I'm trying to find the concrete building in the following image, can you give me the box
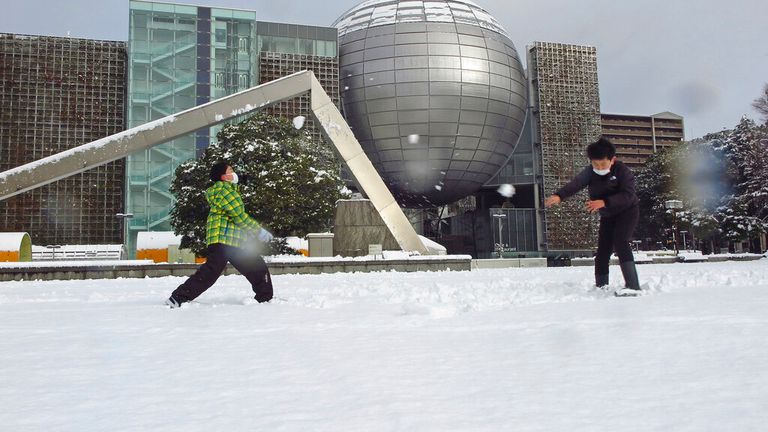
[125,0,339,254]
[601,112,685,169]
[0,33,127,246]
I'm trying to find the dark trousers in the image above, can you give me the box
[595,205,640,277]
[171,243,273,303]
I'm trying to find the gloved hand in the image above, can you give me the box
[256,228,273,242]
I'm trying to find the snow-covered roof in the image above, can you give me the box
[0,232,30,251]
[31,244,123,252]
[136,232,182,249]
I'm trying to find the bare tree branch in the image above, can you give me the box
[753,83,768,123]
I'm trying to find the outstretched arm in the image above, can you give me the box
[554,166,592,201]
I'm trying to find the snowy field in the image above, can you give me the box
[1,260,767,431]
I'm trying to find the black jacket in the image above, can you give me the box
[554,161,639,218]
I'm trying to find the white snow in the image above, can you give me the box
[136,231,181,250]
[0,232,28,251]
[678,251,707,261]
[407,134,420,144]
[0,259,153,269]
[497,183,516,198]
[292,115,306,129]
[1,260,766,431]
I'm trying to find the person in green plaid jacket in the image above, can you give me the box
[166,162,273,308]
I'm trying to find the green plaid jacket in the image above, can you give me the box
[205,181,262,248]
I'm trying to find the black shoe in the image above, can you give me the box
[595,273,609,289]
[254,295,272,303]
[619,261,641,290]
[165,297,181,308]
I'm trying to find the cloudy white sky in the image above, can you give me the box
[3,0,766,138]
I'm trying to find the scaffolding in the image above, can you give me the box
[529,42,602,251]
[0,33,127,245]
[258,51,340,164]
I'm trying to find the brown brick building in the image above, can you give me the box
[600,111,685,169]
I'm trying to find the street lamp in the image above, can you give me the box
[116,213,134,247]
[680,230,688,251]
[664,200,683,255]
[492,211,507,258]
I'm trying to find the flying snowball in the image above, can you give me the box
[407,134,420,144]
[497,184,515,198]
[292,116,306,130]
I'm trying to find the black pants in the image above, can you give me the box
[595,205,639,277]
[171,243,273,303]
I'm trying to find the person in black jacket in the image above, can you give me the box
[544,137,641,296]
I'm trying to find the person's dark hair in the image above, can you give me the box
[209,161,229,183]
[586,137,616,160]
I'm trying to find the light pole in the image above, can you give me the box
[116,213,134,250]
[664,200,683,255]
[680,230,688,251]
[492,211,507,258]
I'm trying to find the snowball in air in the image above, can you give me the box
[292,116,306,129]
[497,184,516,198]
[407,134,420,144]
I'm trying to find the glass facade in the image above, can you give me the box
[126,1,338,255]
[126,1,257,254]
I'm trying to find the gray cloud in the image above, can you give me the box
[2,0,767,138]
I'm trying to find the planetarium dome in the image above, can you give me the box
[332,0,528,207]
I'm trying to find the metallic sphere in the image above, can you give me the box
[333,0,528,207]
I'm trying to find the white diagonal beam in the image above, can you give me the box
[0,70,430,254]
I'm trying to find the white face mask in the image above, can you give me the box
[229,172,239,184]
[593,168,611,176]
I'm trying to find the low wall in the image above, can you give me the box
[0,257,472,282]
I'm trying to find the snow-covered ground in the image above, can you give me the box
[1,260,766,431]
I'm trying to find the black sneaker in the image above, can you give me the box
[165,297,181,308]
[254,295,273,303]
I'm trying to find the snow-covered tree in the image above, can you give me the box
[636,142,724,250]
[713,117,768,243]
[170,112,350,256]
[637,116,768,251]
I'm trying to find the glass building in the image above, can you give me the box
[126,0,338,254]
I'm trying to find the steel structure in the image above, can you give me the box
[333,0,528,207]
[529,42,602,251]
[0,33,126,245]
[0,70,430,255]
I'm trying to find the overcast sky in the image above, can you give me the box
[3,0,767,138]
